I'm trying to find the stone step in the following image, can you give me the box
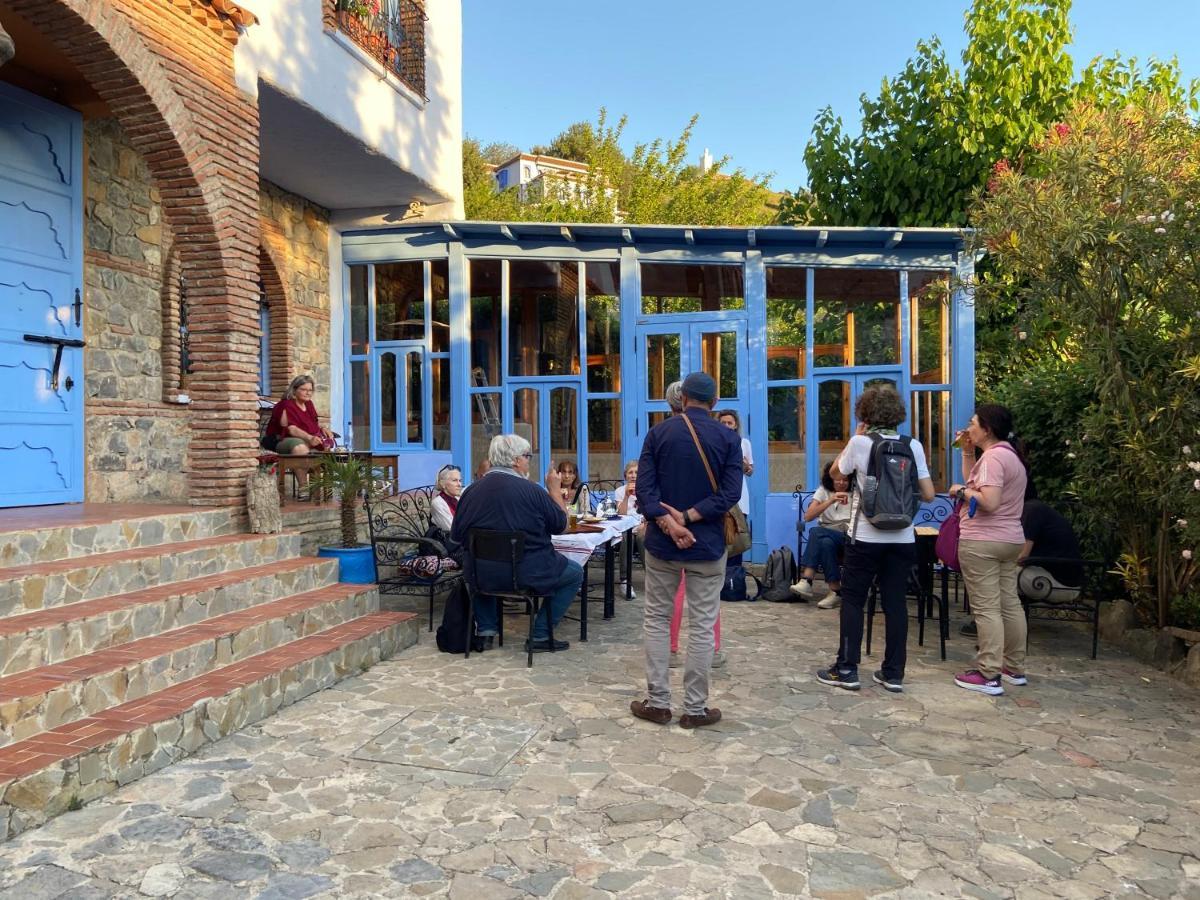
[0,582,380,748]
[0,611,416,842]
[0,556,340,676]
[0,507,238,569]
[0,532,303,618]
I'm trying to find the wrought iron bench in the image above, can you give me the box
[364,485,463,631]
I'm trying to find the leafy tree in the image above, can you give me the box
[463,110,778,226]
[789,0,1198,228]
[971,97,1200,627]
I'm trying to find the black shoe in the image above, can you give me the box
[815,664,861,691]
[872,670,904,693]
[525,638,569,652]
[960,620,977,637]
[481,635,495,650]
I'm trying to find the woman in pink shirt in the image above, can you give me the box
[948,404,1031,696]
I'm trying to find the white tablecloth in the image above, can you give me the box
[552,514,642,566]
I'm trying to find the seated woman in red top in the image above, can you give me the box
[263,375,336,455]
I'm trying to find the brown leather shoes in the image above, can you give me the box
[630,699,672,724]
[679,708,722,729]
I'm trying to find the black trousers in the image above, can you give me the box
[835,539,915,680]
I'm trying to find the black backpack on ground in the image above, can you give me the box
[760,546,796,602]
[721,564,760,602]
[858,433,921,531]
[436,582,486,654]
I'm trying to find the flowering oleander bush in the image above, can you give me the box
[972,96,1200,627]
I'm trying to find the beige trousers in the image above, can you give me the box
[959,539,1026,678]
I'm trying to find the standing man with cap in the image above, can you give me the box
[631,372,743,728]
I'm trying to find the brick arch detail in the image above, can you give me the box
[7,0,263,507]
[258,240,293,397]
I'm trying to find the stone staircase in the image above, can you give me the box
[0,507,417,842]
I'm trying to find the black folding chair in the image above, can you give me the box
[464,529,557,668]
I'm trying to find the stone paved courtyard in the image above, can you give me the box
[1,580,1198,899]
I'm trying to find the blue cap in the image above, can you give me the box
[681,371,717,404]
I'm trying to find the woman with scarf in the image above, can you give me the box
[263,375,336,455]
[430,464,464,539]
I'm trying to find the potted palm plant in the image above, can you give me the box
[307,453,381,583]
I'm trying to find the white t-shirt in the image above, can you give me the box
[613,484,638,516]
[837,433,930,544]
[738,437,753,515]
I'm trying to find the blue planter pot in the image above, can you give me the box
[318,544,375,584]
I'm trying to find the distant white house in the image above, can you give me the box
[489,152,594,203]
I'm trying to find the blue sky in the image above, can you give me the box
[461,0,1200,192]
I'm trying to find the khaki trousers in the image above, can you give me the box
[959,539,1026,678]
[643,550,725,715]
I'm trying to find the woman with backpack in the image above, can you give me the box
[948,404,1032,696]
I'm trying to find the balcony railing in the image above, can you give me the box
[331,0,427,100]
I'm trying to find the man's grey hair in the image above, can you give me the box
[665,380,684,412]
[488,433,531,469]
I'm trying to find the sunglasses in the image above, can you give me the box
[438,465,461,474]
[521,452,534,459]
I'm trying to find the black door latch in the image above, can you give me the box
[23,334,85,391]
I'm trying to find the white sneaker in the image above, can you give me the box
[817,592,842,610]
[789,579,815,599]
[669,651,681,668]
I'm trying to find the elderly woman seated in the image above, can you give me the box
[263,375,336,455]
[450,434,584,654]
[429,464,463,542]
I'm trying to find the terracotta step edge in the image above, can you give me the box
[0,612,414,780]
[0,583,385,700]
[0,556,337,637]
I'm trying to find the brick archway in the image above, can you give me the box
[5,0,262,507]
[258,241,293,397]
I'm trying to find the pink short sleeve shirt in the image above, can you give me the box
[960,442,1027,544]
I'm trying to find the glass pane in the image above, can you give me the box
[380,352,397,444]
[648,411,672,430]
[640,263,744,314]
[817,379,851,475]
[432,357,450,451]
[431,259,450,352]
[350,265,369,355]
[587,398,621,482]
[911,390,950,491]
[469,259,503,387]
[550,387,578,475]
[767,386,805,493]
[645,333,681,400]
[375,262,425,342]
[586,261,621,392]
[406,351,423,443]
[910,271,951,384]
[471,392,501,478]
[700,330,738,400]
[351,359,370,450]
[513,387,540,460]
[813,269,901,366]
[766,267,806,380]
[509,260,580,377]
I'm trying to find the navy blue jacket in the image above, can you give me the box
[451,469,568,593]
[636,408,743,561]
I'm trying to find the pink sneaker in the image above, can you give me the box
[954,670,1004,695]
[1001,668,1028,686]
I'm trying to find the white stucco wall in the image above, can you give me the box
[234,0,463,215]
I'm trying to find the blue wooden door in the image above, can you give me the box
[508,380,582,479]
[0,83,84,507]
[633,320,748,444]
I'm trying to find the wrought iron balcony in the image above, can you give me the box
[331,0,427,100]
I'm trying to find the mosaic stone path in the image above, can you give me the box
[0,579,1197,899]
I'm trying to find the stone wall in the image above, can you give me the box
[83,117,189,503]
[260,182,332,425]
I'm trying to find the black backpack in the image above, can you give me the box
[858,433,921,531]
[759,546,796,602]
[721,564,762,602]
[436,582,486,654]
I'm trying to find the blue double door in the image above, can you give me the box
[0,83,85,507]
[634,319,747,440]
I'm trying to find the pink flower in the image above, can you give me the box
[1054,123,1071,138]
[1184,549,1194,561]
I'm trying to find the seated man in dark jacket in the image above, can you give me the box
[1019,499,1084,601]
[451,434,583,652]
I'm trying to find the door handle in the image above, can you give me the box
[23,334,86,391]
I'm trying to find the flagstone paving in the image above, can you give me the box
[0,584,1198,899]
